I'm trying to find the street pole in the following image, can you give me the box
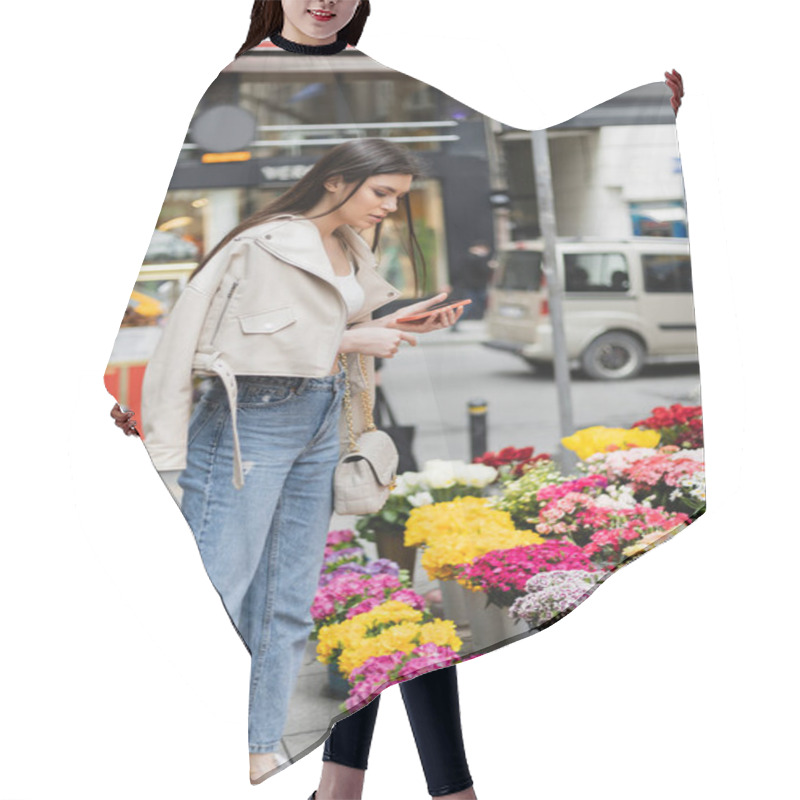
[529,129,577,472]
[468,399,488,461]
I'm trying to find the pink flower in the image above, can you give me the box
[389,589,427,610]
[461,541,597,598]
[327,529,356,546]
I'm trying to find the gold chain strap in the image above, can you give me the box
[339,352,377,453]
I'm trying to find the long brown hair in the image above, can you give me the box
[236,0,371,58]
[193,138,427,293]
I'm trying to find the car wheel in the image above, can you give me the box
[581,332,645,380]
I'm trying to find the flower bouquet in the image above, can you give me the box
[581,447,705,515]
[509,570,605,630]
[342,642,462,712]
[355,460,499,578]
[488,458,563,529]
[561,425,661,460]
[632,404,704,449]
[318,529,369,576]
[458,539,597,607]
[581,504,692,568]
[310,570,427,637]
[316,600,462,679]
[403,496,543,581]
[473,446,552,484]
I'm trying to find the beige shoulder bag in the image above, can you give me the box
[333,353,399,516]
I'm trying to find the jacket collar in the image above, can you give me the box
[249,215,401,316]
[248,215,376,279]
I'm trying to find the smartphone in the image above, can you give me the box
[396,298,471,324]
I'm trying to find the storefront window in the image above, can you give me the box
[146,188,247,264]
[179,72,462,161]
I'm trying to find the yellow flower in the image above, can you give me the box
[337,622,422,675]
[405,497,543,581]
[315,597,465,676]
[405,497,505,546]
[336,620,463,676]
[315,601,425,665]
[561,426,661,460]
[416,619,462,650]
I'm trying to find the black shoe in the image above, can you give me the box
[308,793,317,800]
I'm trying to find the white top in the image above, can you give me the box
[333,262,366,320]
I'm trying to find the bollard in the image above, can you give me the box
[468,399,488,461]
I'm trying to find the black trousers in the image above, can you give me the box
[322,665,473,797]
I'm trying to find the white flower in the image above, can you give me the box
[593,483,640,509]
[407,491,435,508]
[391,471,427,496]
[454,462,498,488]
[390,474,408,496]
[670,469,706,501]
[421,460,459,489]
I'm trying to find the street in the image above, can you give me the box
[378,321,702,467]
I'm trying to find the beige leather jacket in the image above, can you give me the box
[141,215,401,486]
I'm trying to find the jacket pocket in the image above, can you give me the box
[239,306,297,335]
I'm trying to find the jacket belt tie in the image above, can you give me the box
[193,352,245,490]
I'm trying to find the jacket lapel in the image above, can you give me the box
[253,217,401,318]
[252,216,337,284]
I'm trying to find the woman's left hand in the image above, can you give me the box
[110,402,140,436]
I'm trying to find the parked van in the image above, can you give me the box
[484,237,697,379]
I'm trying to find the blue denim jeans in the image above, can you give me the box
[178,370,346,752]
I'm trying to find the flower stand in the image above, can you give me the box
[374,525,417,582]
[438,579,471,633]
[460,586,522,652]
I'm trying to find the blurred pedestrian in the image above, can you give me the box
[450,240,493,331]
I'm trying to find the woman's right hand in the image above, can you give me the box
[340,326,417,359]
[665,69,684,115]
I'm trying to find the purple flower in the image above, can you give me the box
[365,558,401,577]
[317,563,369,587]
[509,570,605,629]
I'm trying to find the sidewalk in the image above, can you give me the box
[415,319,488,346]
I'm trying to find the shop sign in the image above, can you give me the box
[261,164,313,182]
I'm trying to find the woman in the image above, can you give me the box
[132,134,462,785]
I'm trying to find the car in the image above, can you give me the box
[484,237,697,379]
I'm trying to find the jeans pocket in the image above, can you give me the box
[186,399,220,448]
